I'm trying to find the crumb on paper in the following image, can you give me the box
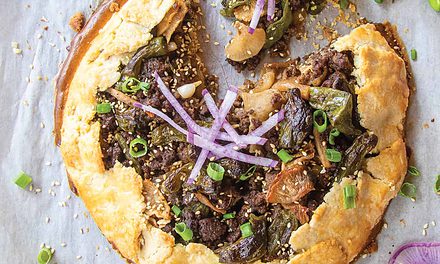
[423,123,429,129]
[109,2,120,12]
[69,12,85,33]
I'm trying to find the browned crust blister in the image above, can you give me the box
[55,0,409,261]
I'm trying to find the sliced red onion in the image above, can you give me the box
[267,0,275,21]
[248,0,266,34]
[154,72,234,143]
[192,135,278,168]
[132,102,188,135]
[187,87,238,184]
[389,242,440,264]
[214,110,285,160]
[202,89,266,147]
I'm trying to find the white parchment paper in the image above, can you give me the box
[0,0,439,263]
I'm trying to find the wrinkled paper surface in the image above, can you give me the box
[0,0,439,263]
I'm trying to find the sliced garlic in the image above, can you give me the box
[177,81,202,99]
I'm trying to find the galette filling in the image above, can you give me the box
[95,2,381,263]
[222,0,326,72]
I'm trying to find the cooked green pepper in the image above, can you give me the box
[115,108,137,132]
[115,133,143,175]
[217,214,267,263]
[220,0,251,17]
[335,133,378,182]
[309,87,361,136]
[122,37,168,77]
[162,163,193,194]
[264,0,293,49]
[266,208,299,261]
[279,89,313,149]
[151,124,186,146]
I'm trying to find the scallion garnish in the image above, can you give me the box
[37,247,52,264]
[223,213,236,220]
[96,103,112,114]
[408,166,420,177]
[239,165,256,181]
[435,175,440,194]
[429,0,440,11]
[325,149,342,162]
[313,110,328,133]
[207,162,225,181]
[339,0,349,9]
[129,138,148,158]
[277,149,293,163]
[121,77,149,93]
[410,49,417,61]
[14,171,32,189]
[172,205,181,217]
[399,182,417,200]
[374,0,384,3]
[343,185,356,209]
[328,128,340,145]
[174,222,193,241]
[240,222,253,238]
[139,81,151,91]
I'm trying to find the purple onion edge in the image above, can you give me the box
[388,242,440,264]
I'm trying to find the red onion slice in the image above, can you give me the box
[267,0,275,21]
[203,90,266,147]
[249,0,266,34]
[187,87,238,184]
[389,242,440,264]
[213,110,285,160]
[192,135,278,168]
[154,72,235,143]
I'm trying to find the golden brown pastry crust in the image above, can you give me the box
[289,24,409,263]
[56,2,409,261]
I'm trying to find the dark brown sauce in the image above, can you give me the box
[53,0,129,146]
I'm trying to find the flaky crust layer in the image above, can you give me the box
[56,1,409,261]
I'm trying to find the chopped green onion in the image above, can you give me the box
[174,222,193,241]
[328,128,340,145]
[14,171,32,189]
[207,162,225,181]
[410,49,417,61]
[129,138,148,158]
[139,82,151,91]
[277,149,293,163]
[239,165,256,181]
[343,185,356,209]
[339,0,349,9]
[37,247,52,264]
[325,149,342,162]
[429,0,440,11]
[399,182,416,199]
[240,222,253,238]
[172,205,181,217]
[313,110,328,133]
[223,213,236,220]
[121,77,142,93]
[374,0,384,3]
[435,175,440,194]
[408,166,420,177]
[96,103,112,114]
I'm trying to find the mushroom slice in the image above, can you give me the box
[157,0,188,42]
[267,165,314,204]
[225,21,266,62]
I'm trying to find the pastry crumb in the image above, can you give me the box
[69,12,85,32]
[109,2,120,12]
